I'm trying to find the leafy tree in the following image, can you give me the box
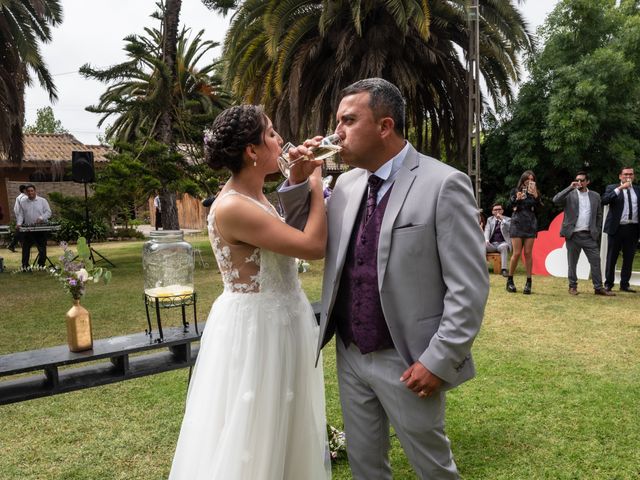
[47,192,110,243]
[0,0,62,163]
[221,0,533,167]
[24,106,68,134]
[482,0,640,227]
[92,144,162,229]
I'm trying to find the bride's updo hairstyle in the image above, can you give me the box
[204,105,267,173]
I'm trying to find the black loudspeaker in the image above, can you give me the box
[72,151,95,183]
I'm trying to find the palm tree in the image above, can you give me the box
[81,5,232,229]
[0,0,62,163]
[222,0,533,167]
[81,26,231,145]
[157,0,182,147]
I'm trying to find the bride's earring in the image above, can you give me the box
[253,158,257,167]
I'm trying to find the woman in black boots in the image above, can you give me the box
[506,170,541,294]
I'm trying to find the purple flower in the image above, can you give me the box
[68,278,77,287]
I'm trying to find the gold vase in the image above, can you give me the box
[66,299,93,352]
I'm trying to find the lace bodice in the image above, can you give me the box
[207,191,301,294]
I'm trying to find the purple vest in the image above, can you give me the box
[333,186,394,354]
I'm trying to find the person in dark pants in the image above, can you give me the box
[601,166,639,292]
[553,171,614,296]
[15,185,51,270]
[7,184,27,252]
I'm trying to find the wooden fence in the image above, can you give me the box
[148,193,208,230]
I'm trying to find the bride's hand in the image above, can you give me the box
[308,165,324,190]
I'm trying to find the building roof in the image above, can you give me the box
[4,133,112,163]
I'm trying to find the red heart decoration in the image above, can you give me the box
[532,212,565,276]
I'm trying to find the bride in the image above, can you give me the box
[169,105,331,479]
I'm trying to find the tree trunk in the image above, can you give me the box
[158,0,182,229]
[158,0,181,146]
[160,188,179,230]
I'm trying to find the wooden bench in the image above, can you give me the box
[0,303,322,405]
[0,326,202,405]
[486,253,502,274]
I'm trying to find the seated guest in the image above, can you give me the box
[484,202,511,276]
[15,184,51,270]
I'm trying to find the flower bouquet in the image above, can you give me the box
[51,237,111,299]
[50,237,111,352]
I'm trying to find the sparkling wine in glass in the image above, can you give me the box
[278,134,343,177]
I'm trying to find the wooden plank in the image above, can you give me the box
[0,302,321,405]
[0,325,202,376]
[0,344,200,405]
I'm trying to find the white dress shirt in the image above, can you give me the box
[573,189,591,232]
[16,196,52,226]
[614,185,638,224]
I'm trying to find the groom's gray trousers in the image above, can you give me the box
[336,337,459,480]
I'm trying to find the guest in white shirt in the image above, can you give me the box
[552,171,613,296]
[7,185,27,252]
[153,192,162,230]
[16,184,52,270]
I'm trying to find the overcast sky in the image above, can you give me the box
[25,0,560,145]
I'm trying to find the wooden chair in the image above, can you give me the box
[486,253,502,274]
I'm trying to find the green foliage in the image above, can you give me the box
[92,144,159,228]
[80,5,232,147]
[110,227,146,240]
[482,0,640,225]
[23,106,68,134]
[0,0,62,162]
[223,0,533,166]
[47,192,109,242]
[55,217,109,243]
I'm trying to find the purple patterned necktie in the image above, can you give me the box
[366,175,384,222]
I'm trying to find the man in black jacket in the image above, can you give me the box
[601,166,639,292]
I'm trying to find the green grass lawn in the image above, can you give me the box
[1,238,639,479]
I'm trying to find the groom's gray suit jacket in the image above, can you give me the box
[279,144,489,389]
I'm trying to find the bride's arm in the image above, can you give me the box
[216,172,327,260]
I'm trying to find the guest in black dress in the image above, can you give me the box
[506,170,541,294]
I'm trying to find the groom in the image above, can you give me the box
[279,78,489,479]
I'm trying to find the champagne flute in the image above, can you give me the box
[278,134,343,178]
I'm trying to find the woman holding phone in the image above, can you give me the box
[506,170,541,294]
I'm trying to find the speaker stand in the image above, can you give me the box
[80,182,115,268]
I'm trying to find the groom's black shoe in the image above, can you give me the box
[620,286,636,293]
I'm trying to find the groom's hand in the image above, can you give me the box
[400,361,443,398]
[288,136,323,185]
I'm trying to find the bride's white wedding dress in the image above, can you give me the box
[169,191,331,480]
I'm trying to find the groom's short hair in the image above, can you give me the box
[339,78,406,134]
